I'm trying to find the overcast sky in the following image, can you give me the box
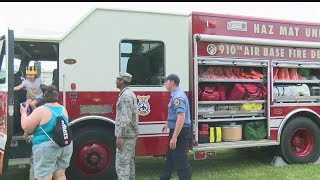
[2,2,320,37]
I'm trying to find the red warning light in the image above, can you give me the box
[71,82,76,91]
[207,21,216,28]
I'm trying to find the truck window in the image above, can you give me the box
[14,59,21,74]
[0,45,21,84]
[120,40,165,86]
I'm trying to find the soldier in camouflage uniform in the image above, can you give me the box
[115,72,139,180]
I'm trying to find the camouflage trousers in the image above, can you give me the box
[116,137,137,180]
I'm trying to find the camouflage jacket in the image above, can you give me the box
[115,87,139,138]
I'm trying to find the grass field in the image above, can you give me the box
[136,147,320,180]
[2,146,320,180]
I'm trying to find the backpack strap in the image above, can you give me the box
[43,104,63,117]
[39,105,64,147]
[42,105,68,123]
[39,125,58,147]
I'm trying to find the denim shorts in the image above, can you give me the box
[32,141,73,179]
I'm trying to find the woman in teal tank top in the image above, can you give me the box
[20,85,73,180]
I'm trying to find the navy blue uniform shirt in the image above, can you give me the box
[167,87,191,129]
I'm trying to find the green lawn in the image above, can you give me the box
[2,147,320,180]
[136,147,320,180]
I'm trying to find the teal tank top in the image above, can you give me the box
[32,105,67,145]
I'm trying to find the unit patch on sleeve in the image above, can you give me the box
[173,99,180,107]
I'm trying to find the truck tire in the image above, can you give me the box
[66,126,116,180]
[280,116,320,164]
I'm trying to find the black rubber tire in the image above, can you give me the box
[280,116,320,164]
[66,126,116,180]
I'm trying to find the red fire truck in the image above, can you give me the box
[1,7,320,179]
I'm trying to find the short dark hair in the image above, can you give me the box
[43,85,59,103]
[164,74,180,86]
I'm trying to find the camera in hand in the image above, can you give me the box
[21,102,31,114]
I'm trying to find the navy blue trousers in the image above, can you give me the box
[160,127,192,180]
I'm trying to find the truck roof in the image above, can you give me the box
[14,7,320,42]
[14,7,190,42]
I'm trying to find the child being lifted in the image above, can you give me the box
[14,66,43,111]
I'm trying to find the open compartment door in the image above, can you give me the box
[0,29,14,175]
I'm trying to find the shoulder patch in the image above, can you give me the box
[173,99,180,107]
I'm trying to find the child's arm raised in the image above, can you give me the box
[14,83,25,91]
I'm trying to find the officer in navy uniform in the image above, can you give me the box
[160,74,192,180]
